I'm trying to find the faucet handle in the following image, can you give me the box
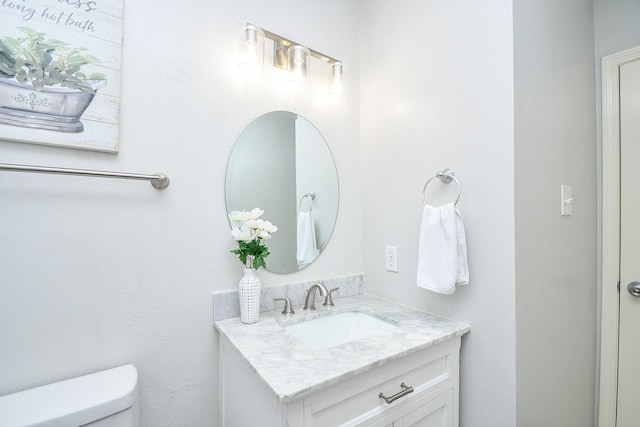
[323,287,339,307]
[273,297,295,315]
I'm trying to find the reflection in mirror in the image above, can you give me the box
[226,111,339,274]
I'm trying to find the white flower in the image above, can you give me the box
[231,224,256,242]
[257,220,278,239]
[245,219,278,240]
[245,208,264,221]
[228,207,278,269]
[228,210,246,229]
[228,208,276,241]
[245,219,262,230]
[228,208,264,229]
[262,220,278,233]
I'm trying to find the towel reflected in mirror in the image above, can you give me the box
[297,211,319,266]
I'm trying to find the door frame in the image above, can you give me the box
[600,45,640,426]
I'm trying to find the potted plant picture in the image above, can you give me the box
[0,26,106,133]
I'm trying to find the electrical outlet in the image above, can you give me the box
[385,246,398,272]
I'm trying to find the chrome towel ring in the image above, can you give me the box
[422,168,461,206]
[299,192,316,213]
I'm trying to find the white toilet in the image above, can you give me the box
[0,364,139,427]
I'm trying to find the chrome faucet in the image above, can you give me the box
[303,283,329,311]
[303,283,339,310]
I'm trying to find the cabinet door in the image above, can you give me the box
[393,390,453,427]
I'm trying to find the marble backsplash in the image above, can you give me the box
[213,273,364,321]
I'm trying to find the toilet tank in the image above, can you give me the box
[0,364,139,427]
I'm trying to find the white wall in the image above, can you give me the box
[0,0,610,425]
[0,1,361,425]
[358,1,517,426]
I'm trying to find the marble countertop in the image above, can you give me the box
[214,294,470,403]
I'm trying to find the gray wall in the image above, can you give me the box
[226,113,297,271]
[593,0,640,421]
[295,116,339,257]
[594,0,640,58]
[593,0,640,284]
[514,1,597,426]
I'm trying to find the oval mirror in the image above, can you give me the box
[225,111,339,273]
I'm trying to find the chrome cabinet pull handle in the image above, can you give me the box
[379,382,414,404]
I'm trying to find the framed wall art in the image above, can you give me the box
[0,0,124,152]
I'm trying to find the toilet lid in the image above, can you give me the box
[0,364,138,427]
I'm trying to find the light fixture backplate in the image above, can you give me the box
[273,41,290,70]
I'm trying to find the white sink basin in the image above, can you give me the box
[283,311,397,349]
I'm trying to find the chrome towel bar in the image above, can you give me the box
[0,163,170,190]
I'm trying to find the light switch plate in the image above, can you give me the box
[561,185,572,216]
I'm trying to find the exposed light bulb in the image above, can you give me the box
[326,61,344,101]
[237,24,264,79]
[287,45,310,87]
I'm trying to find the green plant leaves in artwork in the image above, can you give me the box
[0,26,106,94]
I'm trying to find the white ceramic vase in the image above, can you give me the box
[239,268,261,324]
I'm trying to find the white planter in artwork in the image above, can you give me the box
[0,77,99,132]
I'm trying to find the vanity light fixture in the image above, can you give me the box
[240,23,343,97]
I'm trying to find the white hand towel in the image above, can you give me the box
[297,211,319,266]
[417,203,469,294]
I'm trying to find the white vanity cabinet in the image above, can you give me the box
[219,335,462,427]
